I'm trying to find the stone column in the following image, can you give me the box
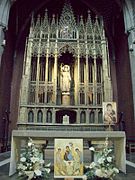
[52,108,56,124]
[35,33,42,104]
[35,53,40,104]
[74,59,78,105]
[85,39,89,105]
[54,45,58,104]
[0,26,5,65]
[123,0,135,118]
[94,109,99,124]
[34,108,37,123]
[101,27,112,102]
[93,39,97,105]
[76,108,80,124]
[45,50,49,103]
[19,38,33,123]
[86,108,89,124]
[43,108,46,124]
[19,38,33,104]
[0,0,11,67]
[77,32,80,105]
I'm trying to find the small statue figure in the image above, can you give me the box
[60,64,71,92]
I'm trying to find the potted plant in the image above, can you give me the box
[85,137,119,180]
[17,138,51,180]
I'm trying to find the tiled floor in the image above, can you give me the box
[0,151,135,179]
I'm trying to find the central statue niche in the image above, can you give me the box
[58,52,75,105]
[60,64,71,93]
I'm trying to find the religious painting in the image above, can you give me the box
[54,139,83,178]
[103,102,117,124]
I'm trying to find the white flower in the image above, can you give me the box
[20,157,26,162]
[83,175,87,180]
[107,156,112,162]
[28,138,33,146]
[23,165,27,171]
[17,163,27,171]
[89,162,96,169]
[40,159,44,164]
[89,147,95,151]
[28,142,32,147]
[18,164,27,171]
[18,171,23,176]
[31,157,36,163]
[46,162,51,167]
[31,157,39,163]
[98,157,105,164]
[95,169,104,178]
[45,168,51,173]
[17,164,23,170]
[113,167,119,174]
[34,169,42,176]
[108,149,112,153]
[27,163,30,166]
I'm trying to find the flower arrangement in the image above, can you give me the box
[17,138,51,180]
[85,137,119,180]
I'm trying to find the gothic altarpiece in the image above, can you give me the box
[18,2,112,127]
[9,3,126,176]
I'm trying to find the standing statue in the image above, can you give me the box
[60,64,71,92]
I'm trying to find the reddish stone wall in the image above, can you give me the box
[113,12,135,138]
[0,5,26,152]
[0,10,15,151]
[9,42,25,135]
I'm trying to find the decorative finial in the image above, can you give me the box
[95,15,98,21]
